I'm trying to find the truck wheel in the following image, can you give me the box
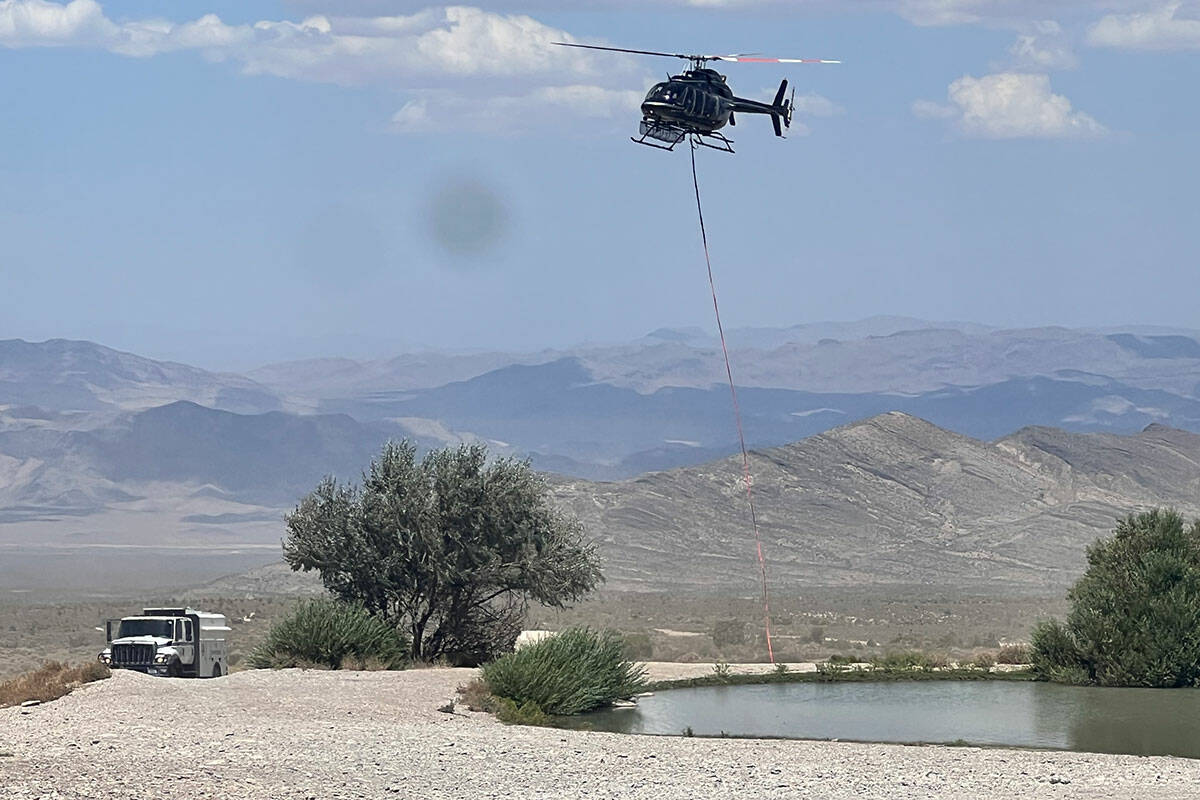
[167,662,181,678]
[212,663,222,678]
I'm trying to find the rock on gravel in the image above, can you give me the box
[2,668,1198,799]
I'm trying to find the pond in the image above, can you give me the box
[578,680,1200,759]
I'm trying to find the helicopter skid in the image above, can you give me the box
[630,135,682,151]
[632,120,735,154]
[691,131,735,153]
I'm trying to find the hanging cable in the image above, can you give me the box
[689,139,775,664]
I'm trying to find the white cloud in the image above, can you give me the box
[898,0,995,26]
[793,92,844,117]
[391,85,643,133]
[914,72,1107,138]
[287,0,1129,27]
[1088,2,1200,50]
[0,0,113,46]
[0,4,635,85]
[0,2,649,132]
[1008,20,1079,69]
[896,1,1139,27]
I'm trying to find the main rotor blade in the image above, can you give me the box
[712,55,841,64]
[551,42,841,64]
[552,42,689,60]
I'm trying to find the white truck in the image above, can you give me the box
[99,607,230,678]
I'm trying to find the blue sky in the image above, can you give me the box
[0,0,1198,369]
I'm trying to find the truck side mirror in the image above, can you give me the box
[105,619,118,642]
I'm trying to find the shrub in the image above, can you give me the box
[871,651,934,672]
[996,644,1030,664]
[1033,509,1200,687]
[971,652,996,670]
[926,653,952,670]
[457,677,498,712]
[711,619,745,647]
[0,661,110,708]
[712,661,732,680]
[494,698,551,726]
[481,627,647,716]
[621,631,654,660]
[1046,664,1092,686]
[247,599,409,671]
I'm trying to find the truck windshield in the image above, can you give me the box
[116,619,173,639]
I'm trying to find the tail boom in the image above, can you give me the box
[729,78,793,138]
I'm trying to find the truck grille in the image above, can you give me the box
[111,643,155,667]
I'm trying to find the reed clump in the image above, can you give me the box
[482,627,647,716]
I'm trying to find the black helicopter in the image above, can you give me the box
[553,43,838,152]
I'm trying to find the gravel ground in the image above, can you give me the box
[2,668,1199,799]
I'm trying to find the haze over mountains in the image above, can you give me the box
[5,317,1200,594]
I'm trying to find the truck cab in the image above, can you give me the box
[99,607,230,678]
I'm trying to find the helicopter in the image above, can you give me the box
[553,42,839,153]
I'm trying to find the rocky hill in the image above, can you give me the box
[0,338,287,414]
[550,413,1200,594]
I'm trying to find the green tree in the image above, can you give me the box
[282,441,602,664]
[1032,508,1200,687]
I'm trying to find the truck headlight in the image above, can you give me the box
[154,654,171,664]
[98,653,111,664]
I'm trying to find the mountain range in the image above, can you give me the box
[6,318,1200,594]
[8,318,1200,485]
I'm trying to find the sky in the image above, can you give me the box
[0,0,1198,370]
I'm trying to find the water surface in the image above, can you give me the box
[580,681,1200,758]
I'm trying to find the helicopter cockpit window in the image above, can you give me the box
[646,85,679,105]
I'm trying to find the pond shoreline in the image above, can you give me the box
[646,664,1036,692]
[4,668,1199,799]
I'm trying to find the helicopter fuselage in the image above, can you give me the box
[641,69,734,133]
[640,68,785,136]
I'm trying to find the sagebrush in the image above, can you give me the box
[247,599,409,670]
[482,627,647,716]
